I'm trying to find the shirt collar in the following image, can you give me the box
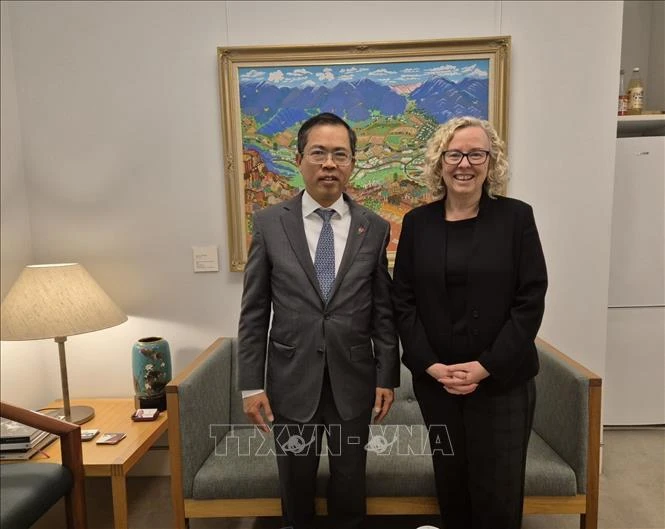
[302,191,349,219]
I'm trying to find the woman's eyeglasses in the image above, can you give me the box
[442,150,490,166]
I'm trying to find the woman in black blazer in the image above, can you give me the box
[393,117,547,529]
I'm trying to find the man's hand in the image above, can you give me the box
[373,387,394,423]
[242,392,274,432]
[438,361,489,395]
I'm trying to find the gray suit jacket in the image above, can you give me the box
[238,191,400,422]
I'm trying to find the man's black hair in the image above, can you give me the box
[297,112,357,156]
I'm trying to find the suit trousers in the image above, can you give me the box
[273,369,372,529]
[413,374,536,529]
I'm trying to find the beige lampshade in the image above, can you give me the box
[0,263,127,341]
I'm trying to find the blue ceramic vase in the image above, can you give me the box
[132,337,172,404]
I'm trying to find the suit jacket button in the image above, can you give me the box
[324,314,330,320]
[472,310,479,318]
[317,349,324,354]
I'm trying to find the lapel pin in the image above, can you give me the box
[357,226,366,235]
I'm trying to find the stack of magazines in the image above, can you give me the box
[0,416,58,460]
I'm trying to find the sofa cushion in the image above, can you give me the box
[341,423,436,497]
[525,431,578,496]
[192,424,436,499]
[192,425,577,499]
[193,427,281,499]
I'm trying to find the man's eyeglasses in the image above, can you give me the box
[303,149,354,167]
[442,150,490,166]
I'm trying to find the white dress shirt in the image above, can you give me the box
[242,191,351,399]
[301,190,350,274]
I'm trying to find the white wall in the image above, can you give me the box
[2,1,622,411]
[0,1,53,410]
[0,2,32,298]
[2,1,237,406]
[500,1,623,376]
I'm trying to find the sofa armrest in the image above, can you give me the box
[166,337,233,500]
[533,338,601,496]
[0,401,87,529]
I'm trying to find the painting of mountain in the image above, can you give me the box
[235,58,493,252]
[257,108,311,136]
[218,38,512,270]
[242,78,408,132]
[410,77,488,122]
[241,75,488,134]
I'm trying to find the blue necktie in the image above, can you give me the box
[314,208,336,301]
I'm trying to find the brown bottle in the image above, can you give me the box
[618,69,628,116]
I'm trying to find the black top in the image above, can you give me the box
[445,217,476,331]
[445,217,476,362]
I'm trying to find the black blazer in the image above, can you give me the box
[392,192,548,390]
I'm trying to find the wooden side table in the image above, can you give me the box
[39,398,168,529]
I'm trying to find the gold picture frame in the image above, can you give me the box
[218,36,510,271]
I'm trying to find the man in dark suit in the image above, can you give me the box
[238,113,400,529]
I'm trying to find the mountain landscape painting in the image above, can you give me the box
[238,58,491,253]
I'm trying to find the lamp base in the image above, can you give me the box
[51,405,95,425]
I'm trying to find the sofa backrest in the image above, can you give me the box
[383,363,425,426]
[230,344,253,425]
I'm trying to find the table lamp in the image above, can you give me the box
[1,263,127,424]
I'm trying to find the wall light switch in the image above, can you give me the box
[192,245,219,272]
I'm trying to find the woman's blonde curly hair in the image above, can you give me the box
[422,117,508,199]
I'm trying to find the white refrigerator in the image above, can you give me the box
[605,135,665,425]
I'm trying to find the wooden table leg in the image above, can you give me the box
[111,466,129,529]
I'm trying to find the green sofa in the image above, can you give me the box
[167,337,601,528]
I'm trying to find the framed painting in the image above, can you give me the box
[218,36,510,271]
